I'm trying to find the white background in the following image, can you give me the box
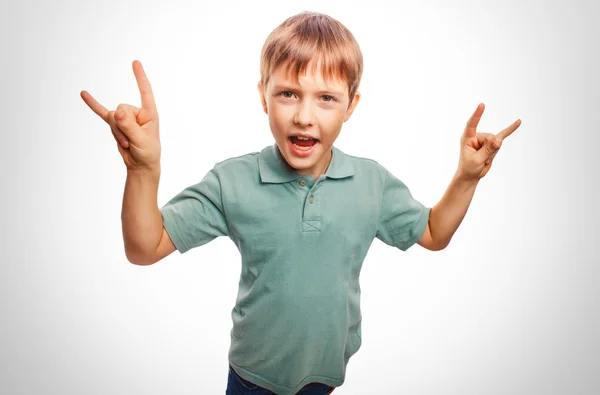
[1,0,599,394]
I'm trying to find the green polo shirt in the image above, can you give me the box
[159,144,430,394]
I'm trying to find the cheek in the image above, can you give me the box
[320,110,345,133]
[268,106,288,135]
[269,105,291,126]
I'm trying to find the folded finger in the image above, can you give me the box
[115,103,142,120]
[112,126,130,148]
[107,111,130,148]
[485,152,497,165]
[113,105,143,140]
[473,133,494,149]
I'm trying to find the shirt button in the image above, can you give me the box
[299,180,306,187]
[308,196,314,204]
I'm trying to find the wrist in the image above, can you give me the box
[127,164,161,181]
[453,170,479,190]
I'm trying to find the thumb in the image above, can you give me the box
[114,104,142,138]
[476,137,501,162]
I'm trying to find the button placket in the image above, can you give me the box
[297,176,310,219]
[301,182,320,233]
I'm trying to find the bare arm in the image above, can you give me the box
[418,103,522,251]
[81,60,175,265]
[418,172,478,251]
[122,167,175,265]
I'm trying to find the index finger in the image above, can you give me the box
[132,60,157,114]
[80,90,109,123]
[496,119,522,140]
[463,103,485,139]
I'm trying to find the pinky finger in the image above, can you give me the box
[81,90,109,122]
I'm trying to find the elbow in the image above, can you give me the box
[433,243,448,251]
[434,239,450,251]
[129,258,156,266]
[429,237,450,251]
[125,248,157,266]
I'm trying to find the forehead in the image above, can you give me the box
[269,61,348,92]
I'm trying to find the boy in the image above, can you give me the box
[81,11,521,395]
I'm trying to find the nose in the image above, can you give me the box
[293,100,315,127]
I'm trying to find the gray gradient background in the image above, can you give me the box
[1,0,599,394]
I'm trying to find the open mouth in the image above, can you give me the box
[289,136,318,150]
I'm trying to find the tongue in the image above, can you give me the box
[291,137,316,147]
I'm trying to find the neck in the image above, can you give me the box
[305,149,332,180]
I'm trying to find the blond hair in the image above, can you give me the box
[260,11,363,103]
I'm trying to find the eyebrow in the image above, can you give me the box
[272,85,345,96]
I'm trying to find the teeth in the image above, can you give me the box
[293,143,311,151]
[296,136,311,140]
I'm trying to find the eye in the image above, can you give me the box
[322,95,337,102]
[280,91,295,99]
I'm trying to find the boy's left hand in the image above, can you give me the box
[457,103,521,181]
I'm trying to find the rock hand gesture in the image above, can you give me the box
[458,103,522,181]
[81,60,161,172]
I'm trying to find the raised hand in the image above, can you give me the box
[81,60,161,171]
[457,103,521,181]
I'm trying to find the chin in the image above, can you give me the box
[281,150,315,169]
[289,159,317,172]
[283,147,329,176]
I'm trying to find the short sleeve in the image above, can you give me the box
[159,169,229,253]
[376,169,431,251]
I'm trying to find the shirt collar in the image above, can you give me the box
[258,143,355,184]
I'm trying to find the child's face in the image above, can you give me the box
[258,63,360,178]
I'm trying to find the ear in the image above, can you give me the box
[257,81,268,114]
[343,92,361,122]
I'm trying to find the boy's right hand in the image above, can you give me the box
[81,60,161,172]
